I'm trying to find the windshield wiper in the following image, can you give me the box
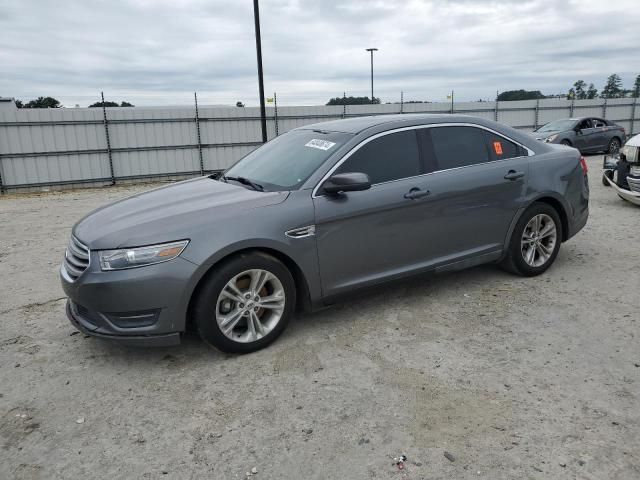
[222,175,264,191]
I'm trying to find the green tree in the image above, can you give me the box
[120,101,134,107]
[88,101,119,107]
[326,95,380,105]
[18,96,61,108]
[568,80,587,100]
[601,74,623,98]
[633,74,640,98]
[496,90,545,101]
[236,101,245,107]
[586,83,598,99]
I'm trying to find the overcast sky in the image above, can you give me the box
[1,0,639,107]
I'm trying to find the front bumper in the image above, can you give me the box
[61,252,200,346]
[66,301,180,346]
[604,174,640,205]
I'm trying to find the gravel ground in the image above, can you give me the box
[1,155,638,480]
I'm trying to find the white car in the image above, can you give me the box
[603,133,640,205]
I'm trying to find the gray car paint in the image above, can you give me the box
[532,117,626,152]
[61,114,589,345]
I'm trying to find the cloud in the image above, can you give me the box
[0,0,638,106]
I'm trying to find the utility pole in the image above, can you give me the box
[366,48,378,104]
[253,0,267,143]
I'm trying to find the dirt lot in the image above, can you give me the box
[0,155,638,479]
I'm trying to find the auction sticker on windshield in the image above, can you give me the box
[305,139,336,151]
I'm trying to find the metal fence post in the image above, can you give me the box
[400,91,404,114]
[631,99,637,135]
[101,92,116,185]
[342,92,346,118]
[602,97,608,118]
[0,163,4,194]
[569,98,575,117]
[274,92,279,136]
[194,92,204,175]
[534,98,540,129]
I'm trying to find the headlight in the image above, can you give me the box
[99,240,189,271]
[545,134,559,142]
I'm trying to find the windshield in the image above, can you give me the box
[536,119,576,133]
[224,129,352,191]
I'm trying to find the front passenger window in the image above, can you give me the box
[335,130,421,184]
[578,119,591,130]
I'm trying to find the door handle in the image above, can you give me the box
[404,188,430,200]
[504,170,525,181]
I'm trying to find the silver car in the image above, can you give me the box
[533,117,626,154]
[61,114,589,353]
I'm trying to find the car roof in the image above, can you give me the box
[297,114,471,134]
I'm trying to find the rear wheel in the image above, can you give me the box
[501,203,562,277]
[608,137,621,154]
[193,252,296,353]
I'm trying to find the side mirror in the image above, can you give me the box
[323,172,371,194]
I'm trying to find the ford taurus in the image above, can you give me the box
[61,114,589,353]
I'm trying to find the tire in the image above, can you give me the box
[193,252,296,353]
[608,137,621,154]
[602,171,613,186]
[501,203,563,277]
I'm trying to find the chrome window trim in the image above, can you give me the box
[311,123,534,198]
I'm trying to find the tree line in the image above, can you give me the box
[11,97,135,108]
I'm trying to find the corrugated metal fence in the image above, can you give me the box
[0,97,638,193]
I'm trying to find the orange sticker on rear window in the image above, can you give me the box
[493,141,503,155]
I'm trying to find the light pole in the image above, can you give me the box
[253,0,267,143]
[366,48,378,104]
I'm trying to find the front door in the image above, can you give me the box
[575,118,598,151]
[313,129,431,298]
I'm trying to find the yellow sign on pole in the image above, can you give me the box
[266,97,274,103]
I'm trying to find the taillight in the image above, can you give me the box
[580,156,588,175]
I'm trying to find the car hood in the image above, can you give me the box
[531,129,560,140]
[73,177,289,250]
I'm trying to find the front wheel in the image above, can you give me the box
[501,203,562,277]
[602,170,614,186]
[193,252,296,353]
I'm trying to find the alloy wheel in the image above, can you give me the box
[520,214,557,267]
[215,269,285,343]
[609,138,620,154]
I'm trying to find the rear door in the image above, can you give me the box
[591,118,610,150]
[413,125,530,264]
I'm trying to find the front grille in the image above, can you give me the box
[63,236,90,281]
[627,176,640,193]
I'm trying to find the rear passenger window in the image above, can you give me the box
[429,126,489,170]
[483,131,524,160]
[335,130,420,184]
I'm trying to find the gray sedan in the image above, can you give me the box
[532,117,626,154]
[61,114,589,353]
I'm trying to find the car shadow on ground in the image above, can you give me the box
[74,261,522,364]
